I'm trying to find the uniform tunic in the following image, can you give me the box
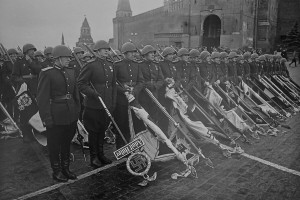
[175,60,196,90]
[227,61,238,85]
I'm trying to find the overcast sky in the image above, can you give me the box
[0,0,163,50]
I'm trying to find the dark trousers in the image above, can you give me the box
[47,121,77,168]
[289,58,297,67]
[114,104,131,149]
[83,108,110,159]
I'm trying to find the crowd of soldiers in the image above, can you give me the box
[0,40,292,183]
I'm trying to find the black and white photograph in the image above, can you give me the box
[0,0,300,199]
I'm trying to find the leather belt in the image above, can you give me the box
[51,94,73,101]
[22,74,37,79]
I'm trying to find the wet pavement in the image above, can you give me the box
[1,64,300,200]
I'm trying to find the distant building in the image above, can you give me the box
[113,0,299,53]
[76,17,95,50]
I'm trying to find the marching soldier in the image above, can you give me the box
[138,45,164,123]
[41,47,54,69]
[69,47,85,78]
[160,47,180,84]
[34,51,45,64]
[189,49,202,90]
[227,52,239,85]
[274,55,282,75]
[37,45,80,182]
[113,42,144,149]
[199,51,215,90]
[211,52,227,86]
[175,48,196,91]
[249,53,259,80]
[12,43,41,142]
[243,52,251,82]
[257,55,266,77]
[77,40,115,168]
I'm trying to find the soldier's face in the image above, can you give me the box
[165,54,173,61]
[59,57,71,67]
[45,53,53,59]
[215,58,220,63]
[10,53,18,60]
[125,51,134,60]
[76,52,84,59]
[232,57,237,62]
[182,55,189,62]
[145,52,155,61]
[36,56,44,62]
[206,56,211,63]
[240,60,245,64]
[98,49,110,57]
[27,49,35,58]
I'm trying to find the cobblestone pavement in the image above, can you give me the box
[1,64,300,200]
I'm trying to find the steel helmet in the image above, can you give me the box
[44,47,53,55]
[189,49,200,58]
[121,42,136,53]
[34,50,44,57]
[7,48,18,55]
[177,48,189,57]
[211,52,221,59]
[236,55,244,62]
[243,52,251,60]
[23,43,36,53]
[141,45,156,55]
[162,47,175,57]
[228,52,238,59]
[199,51,210,60]
[93,40,110,51]
[73,47,84,54]
[220,52,228,59]
[52,45,72,59]
[251,53,259,59]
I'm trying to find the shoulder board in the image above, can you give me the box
[114,60,123,64]
[41,66,53,71]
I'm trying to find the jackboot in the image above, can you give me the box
[61,154,77,180]
[88,131,102,168]
[98,143,112,165]
[52,163,68,182]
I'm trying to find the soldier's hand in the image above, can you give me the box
[215,80,220,85]
[204,81,209,86]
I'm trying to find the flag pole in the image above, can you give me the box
[0,102,22,138]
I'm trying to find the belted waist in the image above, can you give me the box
[51,94,73,101]
[22,74,37,79]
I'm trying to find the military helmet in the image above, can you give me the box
[243,52,251,60]
[251,53,259,59]
[141,45,156,55]
[93,40,110,51]
[177,48,189,57]
[7,48,18,55]
[34,50,44,57]
[23,43,36,53]
[211,52,221,59]
[162,47,175,57]
[236,55,244,62]
[44,47,53,55]
[189,49,200,58]
[73,47,84,54]
[258,55,266,61]
[220,52,228,59]
[52,45,72,59]
[121,42,136,53]
[228,51,238,59]
[199,51,210,60]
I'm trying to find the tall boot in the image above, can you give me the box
[98,143,112,165]
[51,162,68,182]
[88,131,102,168]
[61,153,77,180]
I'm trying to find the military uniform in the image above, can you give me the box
[12,57,41,96]
[114,58,144,148]
[138,60,164,122]
[160,59,180,82]
[176,60,196,90]
[190,60,202,90]
[227,60,238,85]
[199,61,215,85]
[77,57,116,166]
[69,59,82,78]
[243,61,251,80]
[249,61,258,79]
[41,58,54,69]
[37,64,80,181]
[236,62,245,80]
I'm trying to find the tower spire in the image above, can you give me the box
[61,33,65,45]
[116,0,132,17]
